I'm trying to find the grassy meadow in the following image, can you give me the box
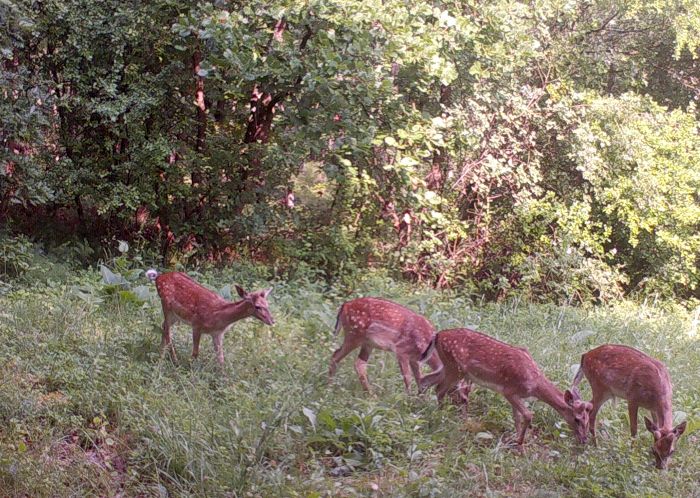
[0,268,699,497]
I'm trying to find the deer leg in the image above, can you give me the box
[354,345,372,392]
[191,328,202,360]
[409,360,423,389]
[436,368,461,406]
[504,394,532,446]
[588,393,607,445]
[512,405,523,437]
[328,338,360,382]
[398,355,413,393]
[161,312,178,362]
[160,319,170,352]
[628,401,639,437]
[212,333,225,366]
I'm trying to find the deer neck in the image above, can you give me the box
[214,300,251,325]
[655,401,675,431]
[533,377,569,418]
[427,353,443,372]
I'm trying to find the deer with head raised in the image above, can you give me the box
[329,297,468,402]
[419,328,592,446]
[572,344,686,469]
[146,270,274,365]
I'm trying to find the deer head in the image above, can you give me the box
[645,417,686,470]
[235,285,274,325]
[564,388,593,444]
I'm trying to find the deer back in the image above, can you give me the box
[581,344,673,408]
[436,328,545,395]
[339,297,436,358]
[156,273,227,321]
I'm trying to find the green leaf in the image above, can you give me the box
[302,407,316,430]
[570,329,596,344]
[100,265,127,286]
[475,431,494,441]
[131,285,151,301]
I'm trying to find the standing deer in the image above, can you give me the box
[146,270,274,365]
[572,344,686,469]
[329,297,468,401]
[419,328,592,446]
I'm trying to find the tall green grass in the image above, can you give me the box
[0,270,698,497]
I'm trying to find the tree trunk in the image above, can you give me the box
[192,48,206,185]
[240,18,289,190]
[240,86,278,193]
[427,84,451,193]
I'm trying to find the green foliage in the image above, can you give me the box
[304,405,401,474]
[0,232,78,295]
[0,232,33,279]
[2,0,700,300]
[70,241,154,305]
[571,94,700,296]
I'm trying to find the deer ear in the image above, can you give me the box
[564,389,576,406]
[673,421,687,438]
[235,285,248,298]
[263,287,272,298]
[644,416,658,433]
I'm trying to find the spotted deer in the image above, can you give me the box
[419,328,592,446]
[572,344,686,469]
[146,270,274,365]
[329,297,468,401]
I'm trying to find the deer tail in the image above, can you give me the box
[571,354,585,390]
[145,269,159,282]
[420,335,438,363]
[333,304,345,336]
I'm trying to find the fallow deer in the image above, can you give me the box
[146,270,274,365]
[329,297,468,401]
[572,344,686,469]
[419,328,592,446]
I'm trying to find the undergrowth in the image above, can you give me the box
[0,266,698,497]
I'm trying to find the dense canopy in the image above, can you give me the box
[2,0,700,301]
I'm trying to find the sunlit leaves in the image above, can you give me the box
[572,94,700,294]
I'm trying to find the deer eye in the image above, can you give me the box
[255,305,264,311]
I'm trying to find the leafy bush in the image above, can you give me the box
[518,243,626,305]
[70,241,154,306]
[2,0,700,302]
[303,406,402,474]
[0,232,33,278]
[571,94,700,298]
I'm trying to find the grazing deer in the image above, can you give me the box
[329,297,468,401]
[572,344,686,469]
[146,270,274,365]
[419,328,592,446]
